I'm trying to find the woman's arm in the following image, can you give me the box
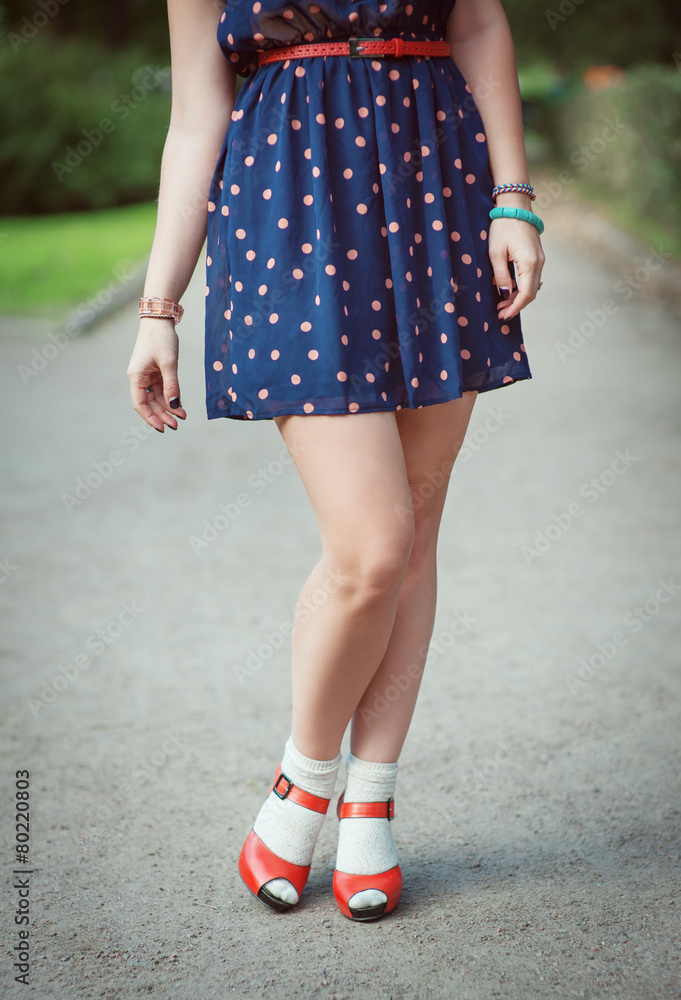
[445,0,544,321]
[127,0,236,431]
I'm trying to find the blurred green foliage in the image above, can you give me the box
[0,31,171,213]
[552,64,681,235]
[517,62,567,102]
[1,0,171,60]
[504,0,681,71]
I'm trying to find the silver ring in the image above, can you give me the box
[145,387,153,394]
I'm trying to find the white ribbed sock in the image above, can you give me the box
[252,735,341,905]
[335,753,399,911]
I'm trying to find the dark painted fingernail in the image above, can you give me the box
[498,286,511,301]
[155,427,163,433]
[169,397,181,409]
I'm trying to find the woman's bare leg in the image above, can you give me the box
[350,391,479,762]
[274,391,478,763]
[272,410,416,761]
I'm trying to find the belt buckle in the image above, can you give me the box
[349,36,383,58]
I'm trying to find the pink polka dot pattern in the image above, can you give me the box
[205,0,532,420]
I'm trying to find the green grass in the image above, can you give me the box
[0,202,158,315]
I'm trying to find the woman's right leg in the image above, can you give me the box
[272,410,416,761]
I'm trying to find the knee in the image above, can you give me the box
[330,523,415,607]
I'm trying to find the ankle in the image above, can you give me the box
[290,733,343,764]
[278,736,342,799]
[344,752,398,801]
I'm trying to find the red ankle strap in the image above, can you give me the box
[270,765,331,814]
[338,796,395,821]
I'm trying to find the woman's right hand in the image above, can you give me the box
[127,319,187,432]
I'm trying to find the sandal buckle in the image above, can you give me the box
[273,771,293,799]
[386,797,395,820]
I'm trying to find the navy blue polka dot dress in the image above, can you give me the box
[204,0,532,420]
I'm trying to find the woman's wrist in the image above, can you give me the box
[138,316,178,332]
[493,191,533,211]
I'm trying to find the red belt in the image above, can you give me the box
[257,37,452,66]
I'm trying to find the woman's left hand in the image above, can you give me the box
[488,218,545,321]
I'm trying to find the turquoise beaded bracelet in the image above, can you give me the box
[489,206,545,235]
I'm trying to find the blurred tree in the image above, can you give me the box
[1,0,171,59]
[1,0,679,68]
[504,0,681,70]
[0,33,171,213]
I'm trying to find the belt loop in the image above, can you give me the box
[392,37,404,58]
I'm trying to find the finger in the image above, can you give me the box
[489,251,514,305]
[498,289,533,320]
[160,364,187,420]
[497,262,542,319]
[497,274,538,319]
[130,379,167,432]
[147,396,181,430]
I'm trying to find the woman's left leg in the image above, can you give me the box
[350,389,479,761]
[334,390,479,918]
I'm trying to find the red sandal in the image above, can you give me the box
[332,791,403,921]
[238,765,332,912]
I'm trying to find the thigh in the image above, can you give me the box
[395,392,479,529]
[273,411,415,560]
